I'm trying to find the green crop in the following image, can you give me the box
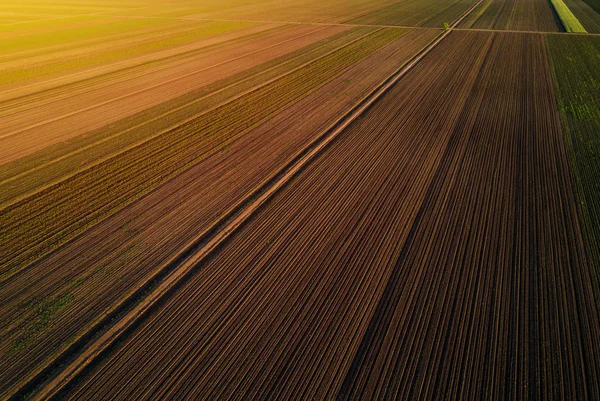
[546,35,600,265]
[550,0,587,32]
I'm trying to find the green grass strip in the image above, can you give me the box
[550,0,587,32]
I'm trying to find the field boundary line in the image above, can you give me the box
[16,2,483,398]
[0,27,376,211]
[98,14,600,35]
[0,25,339,141]
[0,25,336,187]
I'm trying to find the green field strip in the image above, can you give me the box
[550,0,587,32]
[0,27,409,279]
[546,35,600,267]
[0,27,371,203]
[0,20,255,85]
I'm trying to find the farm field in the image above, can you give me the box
[458,0,562,31]
[1,0,600,400]
[563,0,600,32]
[546,34,600,269]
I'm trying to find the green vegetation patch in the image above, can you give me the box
[550,0,587,32]
[546,35,600,266]
[11,293,74,351]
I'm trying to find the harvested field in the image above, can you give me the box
[459,0,562,31]
[54,31,600,401]
[2,0,600,400]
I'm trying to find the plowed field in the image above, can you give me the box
[2,0,600,399]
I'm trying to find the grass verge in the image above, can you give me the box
[550,0,587,32]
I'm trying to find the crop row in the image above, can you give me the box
[59,31,600,401]
[0,27,408,279]
[0,26,371,205]
[546,35,600,267]
[458,0,562,31]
